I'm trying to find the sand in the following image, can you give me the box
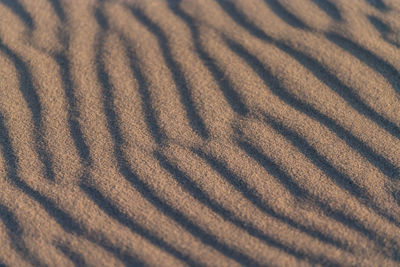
[0,0,399,266]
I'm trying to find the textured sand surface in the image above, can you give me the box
[0,0,400,266]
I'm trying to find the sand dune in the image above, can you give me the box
[0,0,399,266]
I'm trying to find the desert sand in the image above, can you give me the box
[0,0,400,266]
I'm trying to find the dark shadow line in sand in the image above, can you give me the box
[48,0,92,166]
[325,206,400,261]
[80,183,200,267]
[92,12,200,265]
[0,113,82,234]
[167,0,249,116]
[223,39,400,242]
[194,149,351,253]
[365,0,389,11]
[237,139,400,261]
[237,142,308,199]
[49,12,161,263]
[368,16,400,48]
[168,3,400,255]
[0,41,42,132]
[47,0,66,22]
[121,36,166,145]
[55,52,92,166]
[0,0,34,30]
[86,234,145,267]
[214,0,273,43]
[155,152,338,265]
[94,6,109,30]
[326,32,400,94]
[0,111,145,266]
[223,0,398,98]
[0,39,56,182]
[129,7,209,139]
[216,0,400,144]
[50,11,117,262]
[311,0,342,21]
[368,15,391,34]
[0,204,21,239]
[0,203,45,267]
[94,16,258,266]
[56,244,87,267]
[96,56,260,267]
[266,110,370,187]
[393,190,400,207]
[224,38,399,179]
[262,114,367,199]
[155,151,342,265]
[274,40,400,142]
[262,0,310,30]
[262,113,400,227]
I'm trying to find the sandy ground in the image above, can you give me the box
[0,0,400,266]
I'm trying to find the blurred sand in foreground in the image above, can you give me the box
[0,0,400,266]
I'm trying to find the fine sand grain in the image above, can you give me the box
[0,0,400,266]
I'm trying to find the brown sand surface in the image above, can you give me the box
[0,0,400,266]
